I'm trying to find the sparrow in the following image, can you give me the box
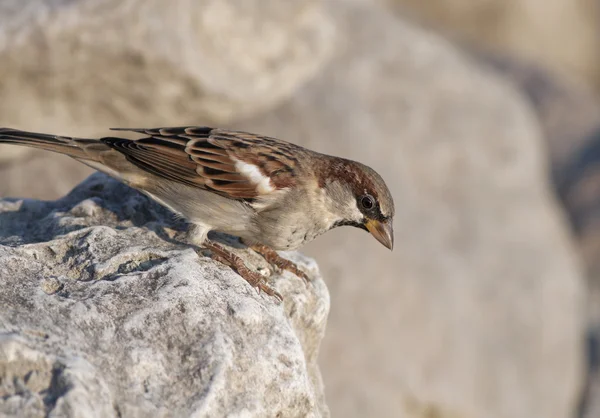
[0,126,394,301]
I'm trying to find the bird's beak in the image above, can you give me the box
[365,219,394,250]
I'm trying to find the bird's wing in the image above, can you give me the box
[103,126,299,201]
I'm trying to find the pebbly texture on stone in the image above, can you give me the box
[0,173,330,418]
[237,1,587,417]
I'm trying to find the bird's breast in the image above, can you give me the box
[251,207,338,251]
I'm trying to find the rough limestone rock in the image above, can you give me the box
[237,1,586,417]
[0,173,330,418]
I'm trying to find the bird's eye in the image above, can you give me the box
[360,194,375,210]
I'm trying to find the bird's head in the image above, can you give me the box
[318,157,395,250]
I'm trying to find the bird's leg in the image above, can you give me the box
[202,239,283,302]
[249,244,310,285]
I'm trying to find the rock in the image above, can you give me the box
[0,1,589,417]
[0,0,334,197]
[473,50,600,418]
[556,127,600,418]
[0,0,334,154]
[0,173,330,417]
[473,50,600,304]
[472,50,600,184]
[235,1,586,417]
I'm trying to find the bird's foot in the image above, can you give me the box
[249,244,310,286]
[202,240,283,303]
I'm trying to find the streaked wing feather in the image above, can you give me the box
[102,126,298,201]
[190,156,240,173]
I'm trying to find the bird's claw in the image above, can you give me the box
[250,244,310,287]
[202,240,283,303]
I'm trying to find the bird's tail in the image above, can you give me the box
[0,128,101,161]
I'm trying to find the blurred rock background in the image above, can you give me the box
[1,0,599,417]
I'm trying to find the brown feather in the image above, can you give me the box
[102,126,300,202]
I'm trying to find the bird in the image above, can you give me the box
[0,126,394,301]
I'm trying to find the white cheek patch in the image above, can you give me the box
[234,159,275,195]
[349,201,364,222]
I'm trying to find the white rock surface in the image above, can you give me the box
[0,173,330,418]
